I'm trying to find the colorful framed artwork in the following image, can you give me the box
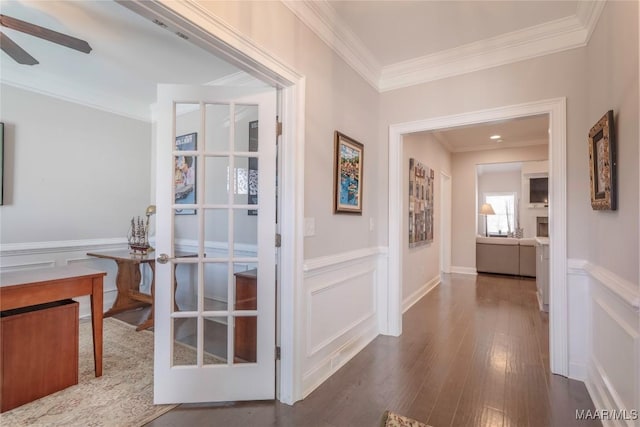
[334,131,363,214]
[174,132,197,215]
[409,158,434,247]
[588,110,616,210]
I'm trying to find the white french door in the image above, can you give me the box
[154,84,276,403]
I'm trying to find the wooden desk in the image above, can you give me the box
[0,265,105,377]
[87,250,155,331]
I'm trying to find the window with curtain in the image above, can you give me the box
[485,193,516,236]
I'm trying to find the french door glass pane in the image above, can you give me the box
[204,103,231,152]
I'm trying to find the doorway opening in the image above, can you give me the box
[116,1,305,405]
[387,98,568,377]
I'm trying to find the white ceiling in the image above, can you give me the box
[284,0,605,91]
[432,114,549,153]
[0,0,252,121]
[328,1,580,66]
[0,0,601,144]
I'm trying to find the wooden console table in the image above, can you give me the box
[87,250,196,331]
[0,265,105,377]
[87,250,155,331]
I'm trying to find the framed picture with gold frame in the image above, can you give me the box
[588,110,616,210]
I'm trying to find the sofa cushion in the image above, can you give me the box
[475,236,519,245]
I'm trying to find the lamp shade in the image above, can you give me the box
[480,203,495,215]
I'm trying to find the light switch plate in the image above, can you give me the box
[304,217,315,237]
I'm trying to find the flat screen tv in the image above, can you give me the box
[530,177,548,204]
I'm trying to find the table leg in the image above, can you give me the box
[104,260,150,317]
[90,276,103,377]
[135,262,155,331]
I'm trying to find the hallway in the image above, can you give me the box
[146,274,599,427]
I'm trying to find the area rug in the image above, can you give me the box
[1,317,214,427]
[381,410,432,427]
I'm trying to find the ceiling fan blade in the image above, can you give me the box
[0,14,92,54]
[0,31,38,65]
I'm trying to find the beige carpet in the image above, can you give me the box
[1,317,217,427]
[381,410,433,427]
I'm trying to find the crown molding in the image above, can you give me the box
[379,14,591,92]
[0,75,151,122]
[281,0,380,90]
[281,0,606,93]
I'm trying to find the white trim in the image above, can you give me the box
[379,15,591,92]
[303,246,387,274]
[301,319,378,399]
[586,359,634,427]
[280,0,380,90]
[120,0,306,405]
[0,238,128,256]
[585,264,640,311]
[0,78,152,123]
[402,275,440,313]
[0,260,56,273]
[449,266,479,276]
[280,1,605,92]
[569,259,640,311]
[388,97,568,376]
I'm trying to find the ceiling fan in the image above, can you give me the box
[0,14,92,65]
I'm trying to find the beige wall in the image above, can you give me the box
[380,47,590,262]
[585,0,639,284]
[402,133,452,300]
[451,145,548,269]
[0,84,151,243]
[196,1,380,259]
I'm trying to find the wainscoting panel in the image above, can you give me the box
[301,247,387,398]
[0,239,128,317]
[571,258,640,427]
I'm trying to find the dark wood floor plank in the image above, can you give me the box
[135,273,601,427]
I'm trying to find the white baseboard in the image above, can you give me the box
[403,275,440,313]
[450,266,478,275]
[301,320,378,399]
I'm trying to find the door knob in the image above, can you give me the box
[156,253,173,264]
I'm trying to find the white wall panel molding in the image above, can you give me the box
[586,359,637,427]
[301,319,378,399]
[0,238,128,256]
[301,246,383,399]
[402,275,440,313]
[584,259,640,425]
[306,267,376,357]
[570,258,640,311]
[0,260,56,273]
[303,246,387,276]
[586,263,640,311]
[567,270,590,381]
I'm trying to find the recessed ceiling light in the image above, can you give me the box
[490,135,501,140]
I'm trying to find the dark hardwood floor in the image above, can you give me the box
[126,273,599,427]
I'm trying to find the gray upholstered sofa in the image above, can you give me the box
[476,237,536,277]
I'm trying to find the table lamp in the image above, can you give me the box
[480,203,495,237]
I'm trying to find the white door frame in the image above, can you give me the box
[439,171,452,275]
[387,98,568,377]
[122,0,306,404]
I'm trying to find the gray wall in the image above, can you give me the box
[403,132,451,301]
[0,84,151,243]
